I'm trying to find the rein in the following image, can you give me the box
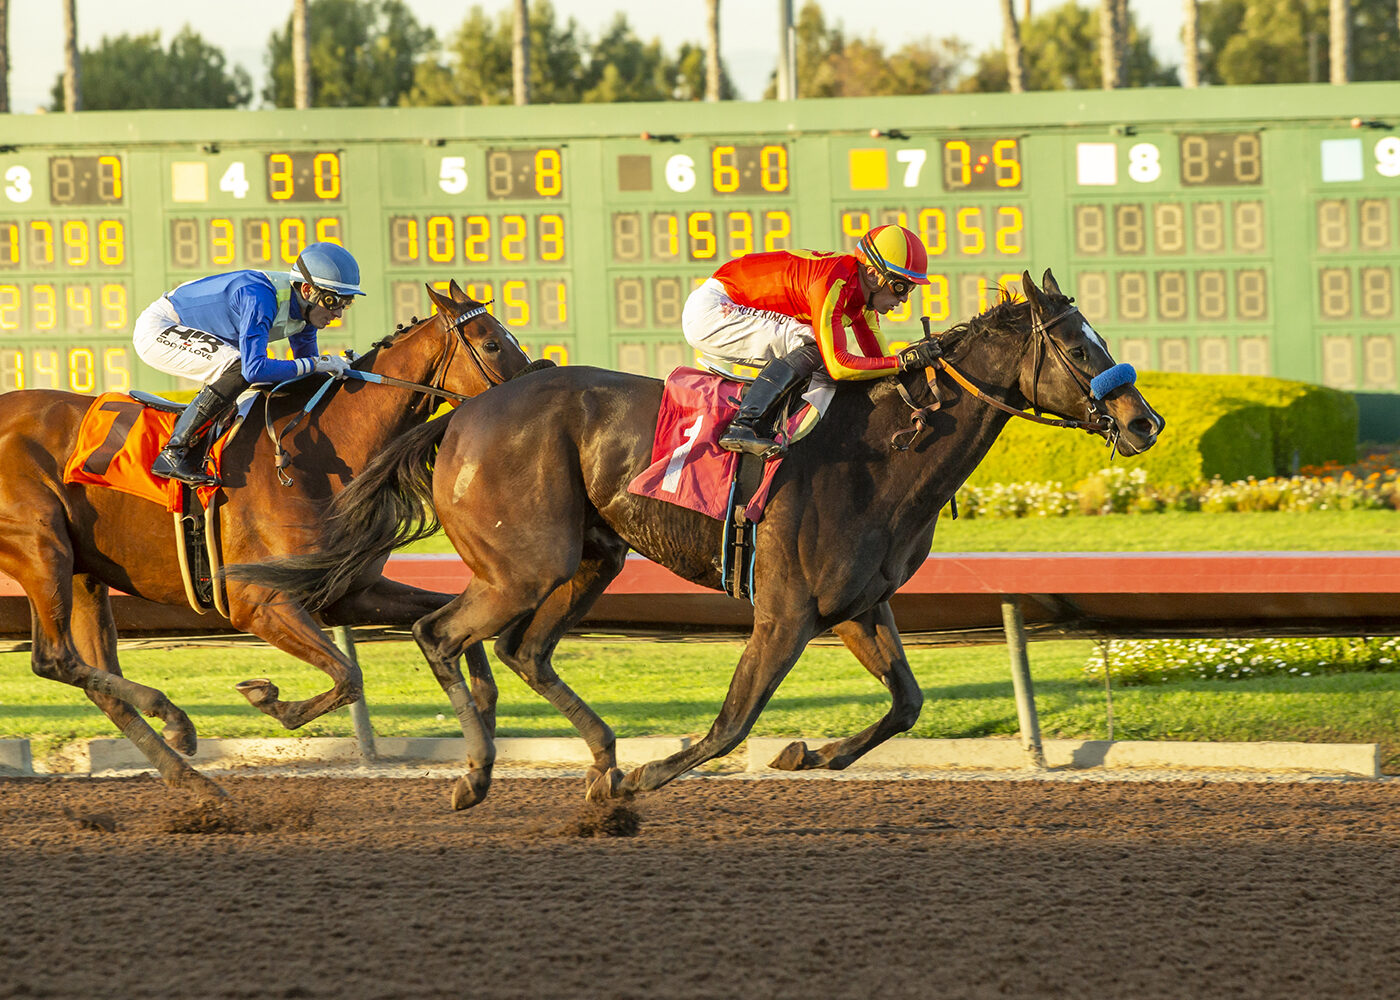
[892,309,1129,452]
[265,303,506,486]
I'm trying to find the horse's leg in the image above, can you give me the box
[70,574,224,799]
[318,579,456,627]
[491,534,630,801]
[224,585,363,729]
[0,535,198,754]
[769,601,924,771]
[618,615,813,797]
[462,642,498,738]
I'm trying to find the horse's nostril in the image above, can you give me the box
[1129,417,1157,439]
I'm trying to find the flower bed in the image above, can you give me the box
[1084,636,1400,685]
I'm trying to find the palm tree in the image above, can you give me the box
[1000,0,1025,93]
[706,0,722,102]
[0,0,9,113]
[1099,0,1121,89]
[1330,0,1351,83]
[1182,0,1199,87]
[513,0,530,105]
[62,0,80,111]
[292,0,310,109]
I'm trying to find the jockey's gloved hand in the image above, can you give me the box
[313,354,351,377]
[897,339,941,373]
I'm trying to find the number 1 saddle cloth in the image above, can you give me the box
[626,367,816,522]
[62,392,233,513]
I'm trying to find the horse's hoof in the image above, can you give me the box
[585,767,624,802]
[450,771,490,811]
[178,772,228,802]
[162,715,198,757]
[769,740,819,771]
[235,678,279,711]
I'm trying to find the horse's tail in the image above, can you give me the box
[224,412,452,610]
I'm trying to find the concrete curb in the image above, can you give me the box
[0,739,32,776]
[746,737,1382,778]
[4,735,1380,779]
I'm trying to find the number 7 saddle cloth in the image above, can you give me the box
[62,392,233,513]
[626,367,815,522]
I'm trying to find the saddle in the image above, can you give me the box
[627,367,818,602]
[62,391,238,616]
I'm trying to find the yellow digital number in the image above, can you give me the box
[841,210,869,249]
[992,139,1021,188]
[0,350,22,391]
[69,347,96,393]
[268,153,294,200]
[1,223,18,267]
[501,215,527,262]
[761,145,788,193]
[541,280,568,326]
[464,283,494,309]
[921,275,950,322]
[998,273,1024,301]
[727,211,754,257]
[944,140,972,187]
[956,207,985,255]
[278,217,306,263]
[101,283,127,329]
[210,218,236,266]
[315,217,342,245]
[887,295,912,323]
[540,344,569,365]
[763,210,791,251]
[313,152,341,199]
[245,220,272,264]
[32,284,56,330]
[464,215,491,263]
[427,215,455,263]
[97,219,124,266]
[687,211,717,259]
[65,285,93,329]
[103,347,131,391]
[0,285,19,329]
[62,221,88,267]
[653,213,680,259]
[30,221,54,265]
[534,149,563,197]
[917,208,947,256]
[503,279,530,326]
[33,349,59,389]
[98,155,123,200]
[712,146,740,193]
[995,207,1023,255]
[538,214,565,262]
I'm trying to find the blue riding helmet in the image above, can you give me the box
[289,242,365,298]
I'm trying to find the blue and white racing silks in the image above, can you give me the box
[165,270,320,384]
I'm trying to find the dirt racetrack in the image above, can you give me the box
[3,773,1400,1000]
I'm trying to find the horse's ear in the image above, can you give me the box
[1021,269,1044,312]
[424,283,449,314]
[448,279,468,302]
[1041,268,1064,300]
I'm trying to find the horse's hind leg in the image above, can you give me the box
[769,601,923,772]
[1,535,199,757]
[70,575,223,799]
[492,532,630,802]
[618,615,812,797]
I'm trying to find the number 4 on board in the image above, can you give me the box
[219,162,250,199]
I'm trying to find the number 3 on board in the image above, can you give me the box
[439,156,468,194]
[4,166,32,203]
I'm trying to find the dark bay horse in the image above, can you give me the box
[240,269,1164,809]
[0,281,531,797]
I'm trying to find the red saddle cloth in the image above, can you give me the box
[627,367,800,522]
[63,392,229,513]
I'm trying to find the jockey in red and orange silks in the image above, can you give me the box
[681,224,942,458]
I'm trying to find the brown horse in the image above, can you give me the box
[238,269,1164,809]
[0,281,532,797]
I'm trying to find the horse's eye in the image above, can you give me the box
[485,340,500,352]
[1071,347,1088,362]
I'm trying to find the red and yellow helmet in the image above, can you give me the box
[855,224,930,286]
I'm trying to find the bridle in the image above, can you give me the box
[264,301,518,485]
[893,303,1135,453]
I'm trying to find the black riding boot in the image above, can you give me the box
[719,355,809,459]
[150,379,242,487]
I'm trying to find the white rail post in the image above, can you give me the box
[1000,596,1046,769]
[333,625,377,761]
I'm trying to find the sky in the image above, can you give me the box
[6,1,1187,112]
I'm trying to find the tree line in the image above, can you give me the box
[23,0,1400,113]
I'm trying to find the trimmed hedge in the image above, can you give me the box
[966,372,1358,487]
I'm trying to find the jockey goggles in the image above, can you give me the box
[883,276,915,299]
[294,252,357,311]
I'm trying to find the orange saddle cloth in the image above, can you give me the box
[63,392,230,512]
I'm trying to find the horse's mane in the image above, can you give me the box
[934,290,1037,354]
